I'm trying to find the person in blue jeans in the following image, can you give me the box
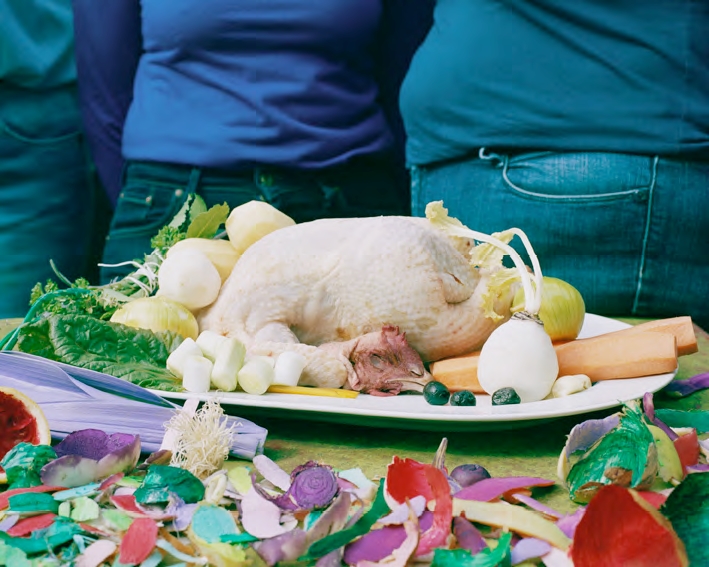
[400,0,709,330]
[0,0,96,318]
[71,0,434,283]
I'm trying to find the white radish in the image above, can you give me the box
[157,248,222,311]
[197,330,229,361]
[273,352,307,386]
[210,337,246,392]
[182,355,213,393]
[426,202,558,403]
[238,358,274,395]
[478,313,559,403]
[166,338,204,378]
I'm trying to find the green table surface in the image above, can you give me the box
[1,317,707,514]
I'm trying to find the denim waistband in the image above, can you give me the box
[125,153,396,190]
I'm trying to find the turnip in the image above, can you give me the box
[157,248,222,311]
[426,202,559,402]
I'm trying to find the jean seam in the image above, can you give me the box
[632,155,660,314]
[500,156,646,201]
[410,165,423,216]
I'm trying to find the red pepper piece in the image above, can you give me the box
[415,465,453,557]
[6,513,56,537]
[636,491,668,509]
[0,486,64,510]
[119,517,158,565]
[100,472,125,491]
[571,485,688,567]
[673,430,700,475]
[110,494,146,516]
[385,457,434,505]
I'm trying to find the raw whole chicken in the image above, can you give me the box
[199,216,515,394]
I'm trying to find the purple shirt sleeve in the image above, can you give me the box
[72,0,142,206]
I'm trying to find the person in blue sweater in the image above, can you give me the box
[400,0,709,329]
[71,0,433,282]
[0,0,96,318]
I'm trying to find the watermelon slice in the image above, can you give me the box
[0,387,52,483]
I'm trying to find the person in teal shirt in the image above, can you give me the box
[0,0,97,317]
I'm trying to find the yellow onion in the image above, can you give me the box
[110,296,199,340]
[511,276,585,341]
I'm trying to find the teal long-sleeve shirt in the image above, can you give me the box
[0,0,76,89]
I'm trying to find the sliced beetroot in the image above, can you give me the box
[255,529,308,566]
[511,538,552,565]
[455,476,555,502]
[40,430,140,488]
[344,511,433,565]
[53,429,136,459]
[509,492,562,519]
[643,392,678,441]
[663,373,709,398]
[452,516,487,554]
[555,507,585,539]
[255,462,339,512]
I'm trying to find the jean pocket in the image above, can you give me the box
[500,152,656,204]
[109,182,186,239]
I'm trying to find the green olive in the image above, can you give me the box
[423,381,450,405]
[450,390,477,406]
[491,387,521,405]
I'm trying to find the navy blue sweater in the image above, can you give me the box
[72,0,433,203]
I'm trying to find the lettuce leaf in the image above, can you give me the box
[16,315,183,391]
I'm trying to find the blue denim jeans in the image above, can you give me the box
[411,151,709,330]
[101,156,406,282]
[0,85,94,318]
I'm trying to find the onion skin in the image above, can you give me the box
[512,277,585,341]
[110,296,199,340]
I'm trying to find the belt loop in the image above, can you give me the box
[186,167,202,195]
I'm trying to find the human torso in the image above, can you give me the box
[123,0,393,169]
[400,0,709,165]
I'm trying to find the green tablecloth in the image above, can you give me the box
[1,318,707,514]
[252,319,709,514]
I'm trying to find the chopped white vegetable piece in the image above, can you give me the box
[157,248,222,311]
[238,358,274,395]
[273,351,306,386]
[197,330,229,361]
[182,355,213,393]
[211,337,246,392]
[245,354,276,368]
[550,374,591,398]
[166,338,203,378]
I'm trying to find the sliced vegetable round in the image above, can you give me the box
[0,387,52,484]
[450,390,477,407]
[491,387,521,406]
[423,381,450,406]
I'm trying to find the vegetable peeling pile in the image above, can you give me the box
[2,197,698,407]
[0,386,708,566]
